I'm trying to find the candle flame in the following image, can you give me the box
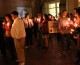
[37,18,40,22]
[74,18,76,22]
[66,22,69,25]
[2,22,5,25]
[70,29,74,34]
[71,29,74,32]
[74,23,78,27]
[68,18,70,21]
[7,23,9,26]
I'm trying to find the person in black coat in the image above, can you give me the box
[0,19,7,58]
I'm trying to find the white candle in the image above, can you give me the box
[66,22,69,25]
[68,18,70,21]
[70,29,74,34]
[74,23,78,27]
[74,18,76,22]
[37,18,40,23]
[7,22,9,26]
[2,22,5,25]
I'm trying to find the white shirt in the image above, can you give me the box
[11,17,26,39]
[59,17,71,34]
[23,18,34,28]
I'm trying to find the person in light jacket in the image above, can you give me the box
[11,11,26,65]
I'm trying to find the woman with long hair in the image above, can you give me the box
[3,14,17,60]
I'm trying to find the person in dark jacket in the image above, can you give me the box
[0,19,7,58]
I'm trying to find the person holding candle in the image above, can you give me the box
[74,7,80,65]
[2,14,17,60]
[23,13,34,48]
[33,17,38,43]
[36,13,43,47]
[58,10,72,54]
[0,20,7,59]
[41,14,49,48]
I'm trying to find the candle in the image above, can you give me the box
[74,18,76,22]
[74,23,78,27]
[68,18,70,21]
[2,22,5,25]
[7,22,9,26]
[71,29,74,32]
[37,18,40,23]
[70,29,74,34]
[66,22,69,25]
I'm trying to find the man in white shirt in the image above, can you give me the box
[23,13,34,48]
[11,11,26,65]
[58,10,71,54]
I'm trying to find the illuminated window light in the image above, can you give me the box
[79,0,80,2]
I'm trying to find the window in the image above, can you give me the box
[78,0,80,7]
[49,2,59,17]
[79,0,80,2]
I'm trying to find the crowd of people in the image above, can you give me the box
[0,7,80,65]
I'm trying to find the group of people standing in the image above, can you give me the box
[1,11,26,65]
[0,7,80,65]
[58,7,80,65]
[0,11,54,65]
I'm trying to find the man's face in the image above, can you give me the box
[63,11,67,17]
[26,15,30,19]
[11,14,15,20]
[74,10,77,17]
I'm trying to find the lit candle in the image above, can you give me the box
[7,22,9,26]
[2,22,5,25]
[37,18,40,23]
[74,18,76,22]
[70,21,73,25]
[70,29,74,34]
[66,22,69,25]
[68,18,73,24]
[71,29,74,32]
[2,22,6,27]
[74,23,78,27]
[68,18,70,21]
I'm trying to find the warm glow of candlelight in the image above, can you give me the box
[70,29,74,34]
[37,18,40,22]
[74,23,78,27]
[2,22,5,25]
[66,22,69,25]
[68,18,70,21]
[71,29,74,32]
[7,23,9,26]
[74,18,76,22]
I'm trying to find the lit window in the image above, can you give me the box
[79,0,80,2]
[57,2,59,7]
[49,2,60,17]
[49,4,55,8]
